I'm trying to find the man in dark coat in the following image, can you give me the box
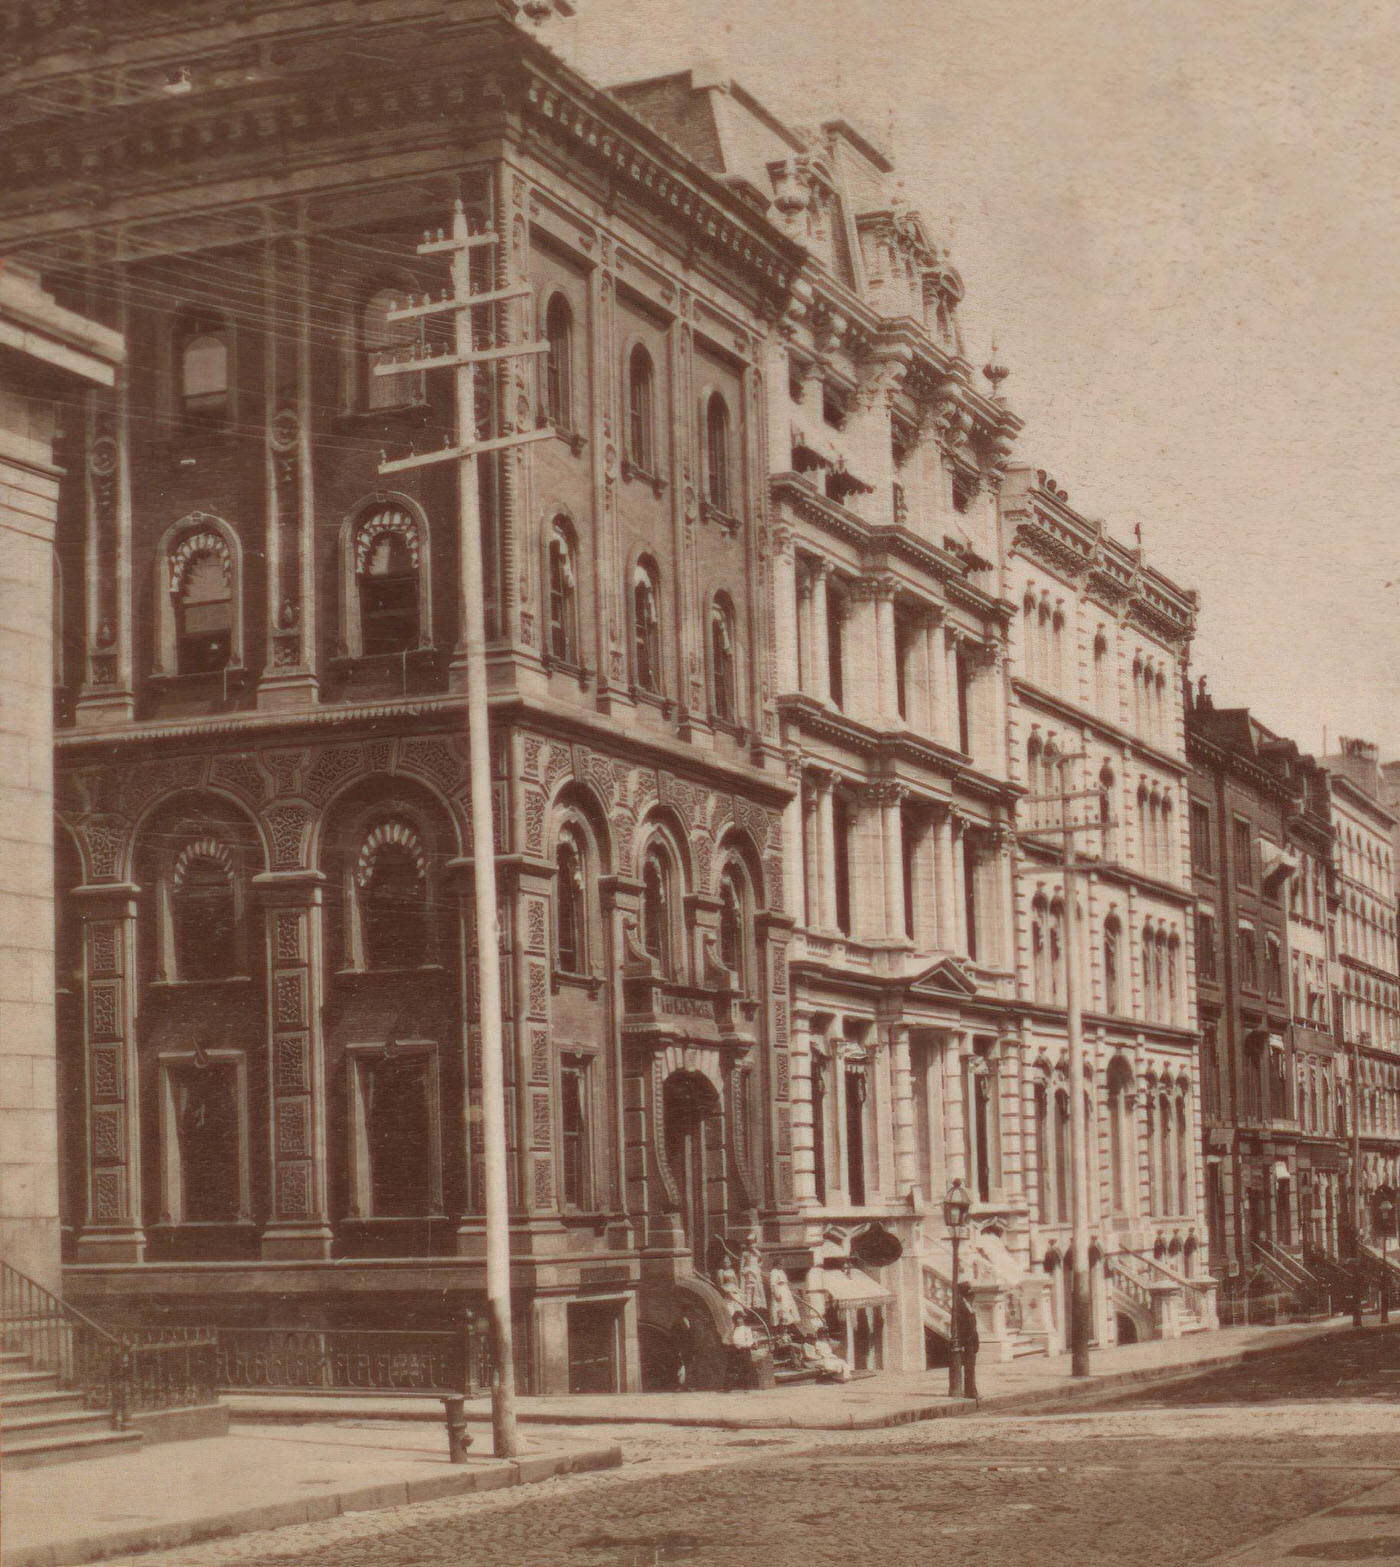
[955,1282,980,1401]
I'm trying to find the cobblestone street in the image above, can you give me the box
[74,1329,1400,1567]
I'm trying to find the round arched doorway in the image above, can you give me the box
[662,1070,723,1273]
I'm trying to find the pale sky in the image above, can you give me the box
[540,0,1400,757]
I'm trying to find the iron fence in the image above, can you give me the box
[216,1328,486,1396]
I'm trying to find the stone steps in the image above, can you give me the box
[0,1355,139,1471]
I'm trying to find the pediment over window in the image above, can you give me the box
[906,956,981,1000]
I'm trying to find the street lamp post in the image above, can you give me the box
[1380,1195,1394,1325]
[944,1178,971,1399]
[1351,1030,1368,1330]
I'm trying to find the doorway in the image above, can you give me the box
[663,1071,723,1272]
[567,1301,623,1393]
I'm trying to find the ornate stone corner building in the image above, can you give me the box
[1002,468,1215,1350]
[10,0,805,1394]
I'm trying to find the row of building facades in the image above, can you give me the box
[2,0,1398,1395]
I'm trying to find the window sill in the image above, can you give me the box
[622,458,666,496]
[148,668,252,689]
[334,401,434,426]
[541,654,592,689]
[548,420,586,456]
[341,1213,450,1224]
[151,1219,257,1230]
[630,686,675,719]
[710,715,749,744]
[335,964,446,979]
[700,500,741,533]
[149,975,255,991]
[552,969,604,998]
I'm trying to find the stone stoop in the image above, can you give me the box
[0,1350,142,1470]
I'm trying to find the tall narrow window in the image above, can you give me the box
[845,1064,867,1206]
[180,323,230,424]
[718,866,746,989]
[547,522,578,664]
[1055,1089,1071,1223]
[362,1053,434,1215]
[627,345,655,472]
[362,287,420,410]
[632,558,662,694]
[833,794,852,936]
[171,1064,242,1221]
[1035,1083,1051,1221]
[955,647,973,756]
[710,595,738,724]
[1108,1060,1132,1216]
[705,392,732,514]
[174,546,233,675]
[172,844,237,981]
[826,580,845,710]
[1093,629,1110,713]
[1032,895,1049,1002]
[358,524,420,655]
[1103,915,1121,1014]
[812,1055,828,1204]
[555,829,586,975]
[359,824,427,970]
[560,1060,589,1210]
[544,294,573,429]
[963,835,979,962]
[641,845,673,976]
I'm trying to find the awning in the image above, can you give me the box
[1274,1160,1292,1181]
[816,1267,892,1312]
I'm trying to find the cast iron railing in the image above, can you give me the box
[0,1260,219,1426]
[216,1328,487,1396]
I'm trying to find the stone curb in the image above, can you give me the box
[1,1442,623,1567]
[228,1323,1351,1433]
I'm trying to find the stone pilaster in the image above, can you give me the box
[254,870,332,1259]
[72,884,144,1262]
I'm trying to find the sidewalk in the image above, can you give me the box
[1,1421,621,1567]
[227,1317,1351,1433]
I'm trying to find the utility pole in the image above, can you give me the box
[1023,756,1106,1378]
[1352,1029,1368,1329]
[376,192,552,1455]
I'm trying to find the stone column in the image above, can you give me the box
[890,1023,918,1201]
[995,827,1017,973]
[874,577,900,722]
[845,582,880,724]
[853,787,886,941]
[808,561,832,705]
[941,625,961,752]
[73,884,144,1263]
[934,807,958,953]
[909,812,938,953]
[790,1008,819,1206]
[772,524,799,696]
[254,870,333,1259]
[952,815,970,956]
[881,784,907,940]
[813,770,836,931]
[783,756,806,926]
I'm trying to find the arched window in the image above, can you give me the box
[1054,1088,1071,1223]
[1034,1081,1051,1221]
[362,287,421,410]
[1167,932,1181,1022]
[1049,899,1065,1003]
[1176,1097,1191,1215]
[172,536,233,674]
[1108,1058,1134,1216]
[710,594,738,724]
[547,521,579,665]
[1099,763,1117,861]
[1022,592,1038,681]
[1031,894,1049,1002]
[357,519,420,655]
[1093,628,1111,713]
[357,822,427,970]
[544,294,573,429]
[632,557,662,694]
[179,317,229,422]
[554,828,586,975]
[627,345,655,472]
[718,863,747,990]
[1103,914,1122,1014]
[641,843,675,977]
[1142,926,1157,1021]
[171,840,237,981]
[704,392,732,514]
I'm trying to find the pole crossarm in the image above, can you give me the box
[387,281,532,322]
[416,229,501,255]
[373,340,549,377]
[377,426,554,476]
